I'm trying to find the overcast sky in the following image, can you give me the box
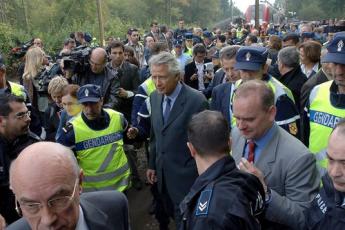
[233,0,275,13]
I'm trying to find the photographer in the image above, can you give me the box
[72,47,121,110]
[184,44,212,91]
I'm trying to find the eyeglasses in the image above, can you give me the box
[16,179,79,217]
[15,110,31,120]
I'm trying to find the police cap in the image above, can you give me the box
[235,46,268,71]
[322,32,345,65]
[77,84,102,103]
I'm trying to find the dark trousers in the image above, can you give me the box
[161,174,182,229]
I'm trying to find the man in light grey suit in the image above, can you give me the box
[6,142,129,230]
[146,52,208,227]
[232,80,319,230]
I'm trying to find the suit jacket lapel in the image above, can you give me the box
[163,84,186,130]
[255,126,279,178]
[81,198,110,230]
[231,128,246,164]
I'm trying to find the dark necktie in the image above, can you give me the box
[247,140,256,163]
[163,97,171,124]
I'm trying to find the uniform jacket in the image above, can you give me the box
[210,82,233,125]
[149,83,208,205]
[305,174,345,230]
[7,191,129,230]
[179,156,264,230]
[231,124,320,230]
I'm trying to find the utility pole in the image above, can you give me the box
[96,0,105,46]
[22,0,30,33]
[231,0,233,23]
[255,0,260,29]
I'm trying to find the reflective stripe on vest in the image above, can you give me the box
[9,81,26,101]
[72,109,130,192]
[142,77,156,96]
[309,80,345,174]
[231,77,297,127]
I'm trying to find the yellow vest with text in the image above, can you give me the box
[71,109,130,192]
[9,81,26,100]
[309,80,345,175]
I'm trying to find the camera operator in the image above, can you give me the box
[59,38,76,57]
[72,47,121,110]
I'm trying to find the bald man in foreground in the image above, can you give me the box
[6,142,129,230]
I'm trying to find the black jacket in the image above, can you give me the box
[277,66,308,113]
[73,65,121,110]
[184,59,211,90]
[305,174,345,230]
[107,61,140,123]
[179,156,265,230]
[0,132,40,224]
[44,103,62,141]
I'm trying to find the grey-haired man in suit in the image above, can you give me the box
[147,52,208,228]
[231,80,319,230]
[7,142,129,230]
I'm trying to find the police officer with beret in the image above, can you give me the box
[57,84,130,192]
[305,119,345,229]
[180,110,265,230]
[232,46,301,138]
[303,32,345,176]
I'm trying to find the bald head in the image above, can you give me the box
[10,142,79,191]
[90,48,107,73]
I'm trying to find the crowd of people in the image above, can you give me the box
[0,17,345,230]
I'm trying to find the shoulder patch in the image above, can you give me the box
[195,189,213,216]
[63,123,73,133]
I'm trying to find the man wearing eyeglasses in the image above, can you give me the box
[7,142,129,230]
[72,47,121,111]
[0,94,40,227]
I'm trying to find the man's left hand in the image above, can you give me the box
[118,88,128,98]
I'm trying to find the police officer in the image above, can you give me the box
[180,110,265,230]
[57,84,130,192]
[0,94,41,226]
[305,119,345,229]
[303,32,345,175]
[0,54,42,136]
[232,46,301,138]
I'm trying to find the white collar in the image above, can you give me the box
[75,205,89,230]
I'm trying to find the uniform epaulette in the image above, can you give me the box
[63,123,73,133]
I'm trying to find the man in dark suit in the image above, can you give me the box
[231,80,319,230]
[210,45,241,124]
[184,44,211,91]
[147,52,208,228]
[107,40,142,189]
[7,142,129,230]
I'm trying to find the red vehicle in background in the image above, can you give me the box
[245,4,271,24]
